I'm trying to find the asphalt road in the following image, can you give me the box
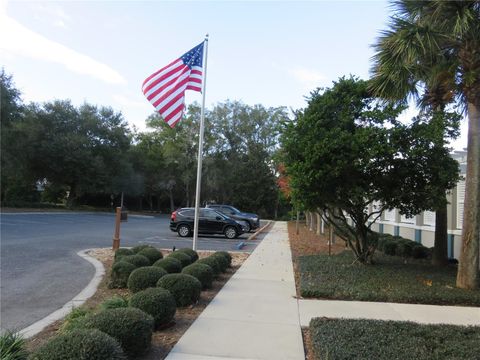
[0,212,265,332]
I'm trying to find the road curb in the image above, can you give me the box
[247,220,274,241]
[19,249,105,338]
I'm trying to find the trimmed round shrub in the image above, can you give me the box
[214,251,232,266]
[131,244,156,254]
[177,248,199,262]
[156,274,202,307]
[383,241,398,256]
[182,263,214,289]
[30,328,125,360]
[121,254,150,268]
[211,253,229,272]
[129,288,176,329]
[110,261,136,288]
[99,295,129,311]
[168,251,192,267]
[138,247,163,265]
[395,240,415,258]
[153,257,182,273]
[412,244,430,259]
[84,308,153,358]
[196,257,220,276]
[127,266,167,293]
[114,248,134,262]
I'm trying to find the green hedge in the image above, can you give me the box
[114,248,134,262]
[84,308,153,358]
[211,253,229,273]
[168,252,192,267]
[310,318,480,360]
[182,263,214,289]
[131,244,155,254]
[375,232,431,260]
[157,274,202,307]
[153,257,182,273]
[127,266,167,293]
[177,248,199,262]
[121,255,150,268]
[137,247,163,265]
[30,329,125,360]
[129,288,176,329]
[214,251,232,266]
[110,261,136,289]
[196,257,221,276]
[98,296,129,311]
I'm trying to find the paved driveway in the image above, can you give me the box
[0,212,263,332]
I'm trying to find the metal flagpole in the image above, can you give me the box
[192,34,209,251]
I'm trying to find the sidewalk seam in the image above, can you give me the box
[19,249,105,338]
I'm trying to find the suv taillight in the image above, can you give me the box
[171,211,177,221]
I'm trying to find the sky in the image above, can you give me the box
[0,0,468,149]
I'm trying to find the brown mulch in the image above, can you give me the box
[26,249,249,359]
[288,221,345,360]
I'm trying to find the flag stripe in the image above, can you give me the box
[142,42,204,128]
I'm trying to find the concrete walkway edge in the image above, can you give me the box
[19,249,105,338]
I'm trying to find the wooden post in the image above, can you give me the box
[112,207,121,251]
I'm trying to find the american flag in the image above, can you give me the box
[142,42,204,128]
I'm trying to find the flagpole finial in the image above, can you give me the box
[205,34,209,41]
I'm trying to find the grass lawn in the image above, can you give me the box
[310,318,480,360]
[299,251,480,305]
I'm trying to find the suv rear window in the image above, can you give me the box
[178,209,194,217]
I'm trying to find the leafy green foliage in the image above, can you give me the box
[214,251,232,267]
[137,247,163,265]
[114,248,134,262]
[30,329,125,360]
[177,248,199,262]
[168,252,192,267]
[280,76,459,263]
[127,266,167,293]
[109,261,136,289]
[98,296,129,311]
[310,318,480,360]
[58,306,91,334]
[211,253,229,273]
[83,308,153,358]
[298,251,480,305]
[0,330,28,360]
[121,255,150,268]
[156,274,202,307]
[181,263,214,290]
[153,257,182,273]
[129,288,176,329]
[131,245,155,254]
[196,257,221,276]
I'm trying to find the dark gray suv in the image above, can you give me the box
[170,207,245,239]
[205,204,260,232]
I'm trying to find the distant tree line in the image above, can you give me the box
[0,70,291,218]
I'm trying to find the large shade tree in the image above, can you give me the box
[281,77,459,264]
[371,0,479,288]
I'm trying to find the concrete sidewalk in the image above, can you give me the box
[166,221,304,360]
[166,221,480,360]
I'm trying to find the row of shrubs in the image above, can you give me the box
[376,233,431,259]
[28,246,233,360]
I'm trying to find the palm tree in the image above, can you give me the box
[369,12,459,267]
[371,0,480,289]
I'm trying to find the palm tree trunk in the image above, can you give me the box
[432,203,448,266]
[456,101,480,289]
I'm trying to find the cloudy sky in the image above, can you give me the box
[0,0,468,149]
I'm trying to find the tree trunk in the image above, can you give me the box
[169,189,175,213]
[316,212,321,235]
[456,101,480,289]
[66,183,76,208]
[305,211,310,227]
[296,210,300,235]
[432,203,449,266]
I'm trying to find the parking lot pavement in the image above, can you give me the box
[0,212,264,332]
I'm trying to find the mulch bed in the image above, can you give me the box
[26,249,249,359]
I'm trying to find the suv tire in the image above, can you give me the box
[224,226,238,239]
[177,224,191,237]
